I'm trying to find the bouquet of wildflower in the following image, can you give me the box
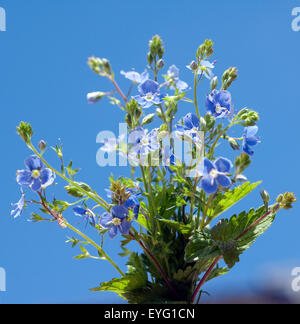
[12,35,296,304]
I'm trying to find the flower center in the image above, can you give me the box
[31,170,40,179]
[112,218,121,226]
[209,168,219,179]
[145,93,153,101]
[141,137,149,146]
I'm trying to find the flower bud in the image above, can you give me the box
[228,137,240,151]
[17,121,33,145]
[156,59,164,70]
[260,189,270,203]
[277,192,297,210]
[199,117,206,131]
[87,91,106,104]
[38,140,47,152]
[189,60,198,71]
[210,76,218,90]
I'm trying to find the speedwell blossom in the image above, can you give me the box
[11,191,25,218]
[133,79,164,108]
[167,65,188,91]
[73,206,97,227]
[205,89,233,118]
[128,127,159,155]
[16,155,56,192]
[120,70,149,84]
[242,126,261,156]
[124,193,140,219]
[100,205,131,239]
[176,113,202,144]
[199,157,233,194]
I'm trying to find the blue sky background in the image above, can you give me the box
[1,0,300,303]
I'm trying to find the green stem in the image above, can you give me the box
[66,221,125,277]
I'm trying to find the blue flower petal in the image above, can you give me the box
[11,191,25,218]
[183,113,200,130]
[25,155,43,171]
[203,158,214,175]
[31,178,41,191]
[100,212,113,228]
[199,175,218,194]
[73,206,87,217]
[108,226,118,239]
[213,157,233,173]
[216,174,232,188]
[119,220,131,235]
[242,143,254,156]
[111,205,129,219]
[138,80,159,95]
[40,168,55,187]
[17,170,33,186]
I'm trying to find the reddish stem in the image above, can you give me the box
[108,75,128,103]
[129,232,179,299]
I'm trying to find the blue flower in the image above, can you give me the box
[11,190,25,218]
[205,89,233,118]
[87,91,105,104]
[199,157,233,194]
[187,60,215,80]
[167,65,188,91]
[120,70,149,84]
[16,155,56,192]
[73,206,97,227]
[242,126,261,156]
[176,113,202,144]
[100,205,131,239]
[128,127,160,155]
[124,193,140,219]
[133,80,164,108]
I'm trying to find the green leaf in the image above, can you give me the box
[91,253,148,301]
[217,239,240,268]
[185,229,220,263]
[207,181,262,220]
[158,219,192,235]
[64,182,92,198]
[74,245,90,259]
[207,265,229,282]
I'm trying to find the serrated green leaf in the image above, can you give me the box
[207,181,262,220]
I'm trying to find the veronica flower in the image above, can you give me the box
[128,127,160,155]
[242,126,261,156]
[73,206,97,227]
[87,91,105,104]
[167,65,188,91]
[11,191,25,218]
[176,113,202,144]
[199,157,233,194]
[133,80,164,108]
[99,205,131,239]
[120,70,149,84]
[205,89,233,118]
[16,155,56,192]
[187,60,215,80]
[124,193,140,219]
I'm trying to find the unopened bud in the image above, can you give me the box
[87,91,106,104]
[210,76,218,90]
[38,140,47,152]
[156,59,164,70]
[189,60,198,71]
[228,137,240,151]
[260,189,270,206]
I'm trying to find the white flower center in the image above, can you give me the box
[141,137,149,146]
[31,170,40,179]
[145,93,153,101]
[112,218,121,226]
[209,168,219,179]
